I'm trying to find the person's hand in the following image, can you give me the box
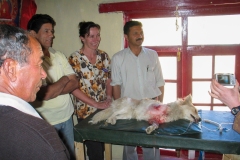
[209,79,240,109]
[94,100,111,109]
[106,95,112,103]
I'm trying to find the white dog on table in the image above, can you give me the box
[89,94,201,134]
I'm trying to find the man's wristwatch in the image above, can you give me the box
[231,106,240,116]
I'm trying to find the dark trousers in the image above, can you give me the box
[78,118,104,160]
[85,140,104,160]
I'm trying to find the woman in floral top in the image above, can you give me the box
[69,21,112,160]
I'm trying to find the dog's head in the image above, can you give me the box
[169,94,201,123]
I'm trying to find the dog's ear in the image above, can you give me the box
[183,94,192,104]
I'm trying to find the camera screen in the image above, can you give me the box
[217,75,230,84]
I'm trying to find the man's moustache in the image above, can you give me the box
[136,38,143,41]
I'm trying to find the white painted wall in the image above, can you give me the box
[35,0,125,159]
[35,0,124,58]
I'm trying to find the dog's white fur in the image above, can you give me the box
[89,94,201,134]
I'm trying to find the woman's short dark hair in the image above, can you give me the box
[78,21,100,43]
[27,14,56,33]
[124,21,142,35]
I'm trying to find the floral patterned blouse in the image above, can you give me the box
[68,49,111,120]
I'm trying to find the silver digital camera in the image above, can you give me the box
[215,73,236,86]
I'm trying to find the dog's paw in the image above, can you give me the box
[88,120,94,124]
[106,117,116,125]
[103,121,109,126]
[88,119,98,124]
[88,120,93,124]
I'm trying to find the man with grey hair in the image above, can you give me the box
[0,24,70,159]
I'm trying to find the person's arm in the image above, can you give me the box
[37,74,78,101]
[60,74,79,94]
[112,85,121,100]
[158,86,164,102]
[106,78,112,101]
[72,89,109,109]
[51,50,79,95]
[233,112,240,133]
[37,76,69,101]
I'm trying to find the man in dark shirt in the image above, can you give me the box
[0,24,70,160]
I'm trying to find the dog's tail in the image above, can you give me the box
[89,107,113,124]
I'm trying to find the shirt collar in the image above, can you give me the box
[128,47,145,57]
[48,47,56,58]
[0,92,42,119]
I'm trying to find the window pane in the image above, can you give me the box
[192,82,211,103]
[192,56,212,78]
[163,83,176,104]
[158,57,177,104]
[159,57,177,80]
[188,15,240,45]
[213,98,222,104]
[196,106,211,111]
[215,55,235,74]
[134,18,182,46]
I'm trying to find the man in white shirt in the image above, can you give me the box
[111,21,165,160]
